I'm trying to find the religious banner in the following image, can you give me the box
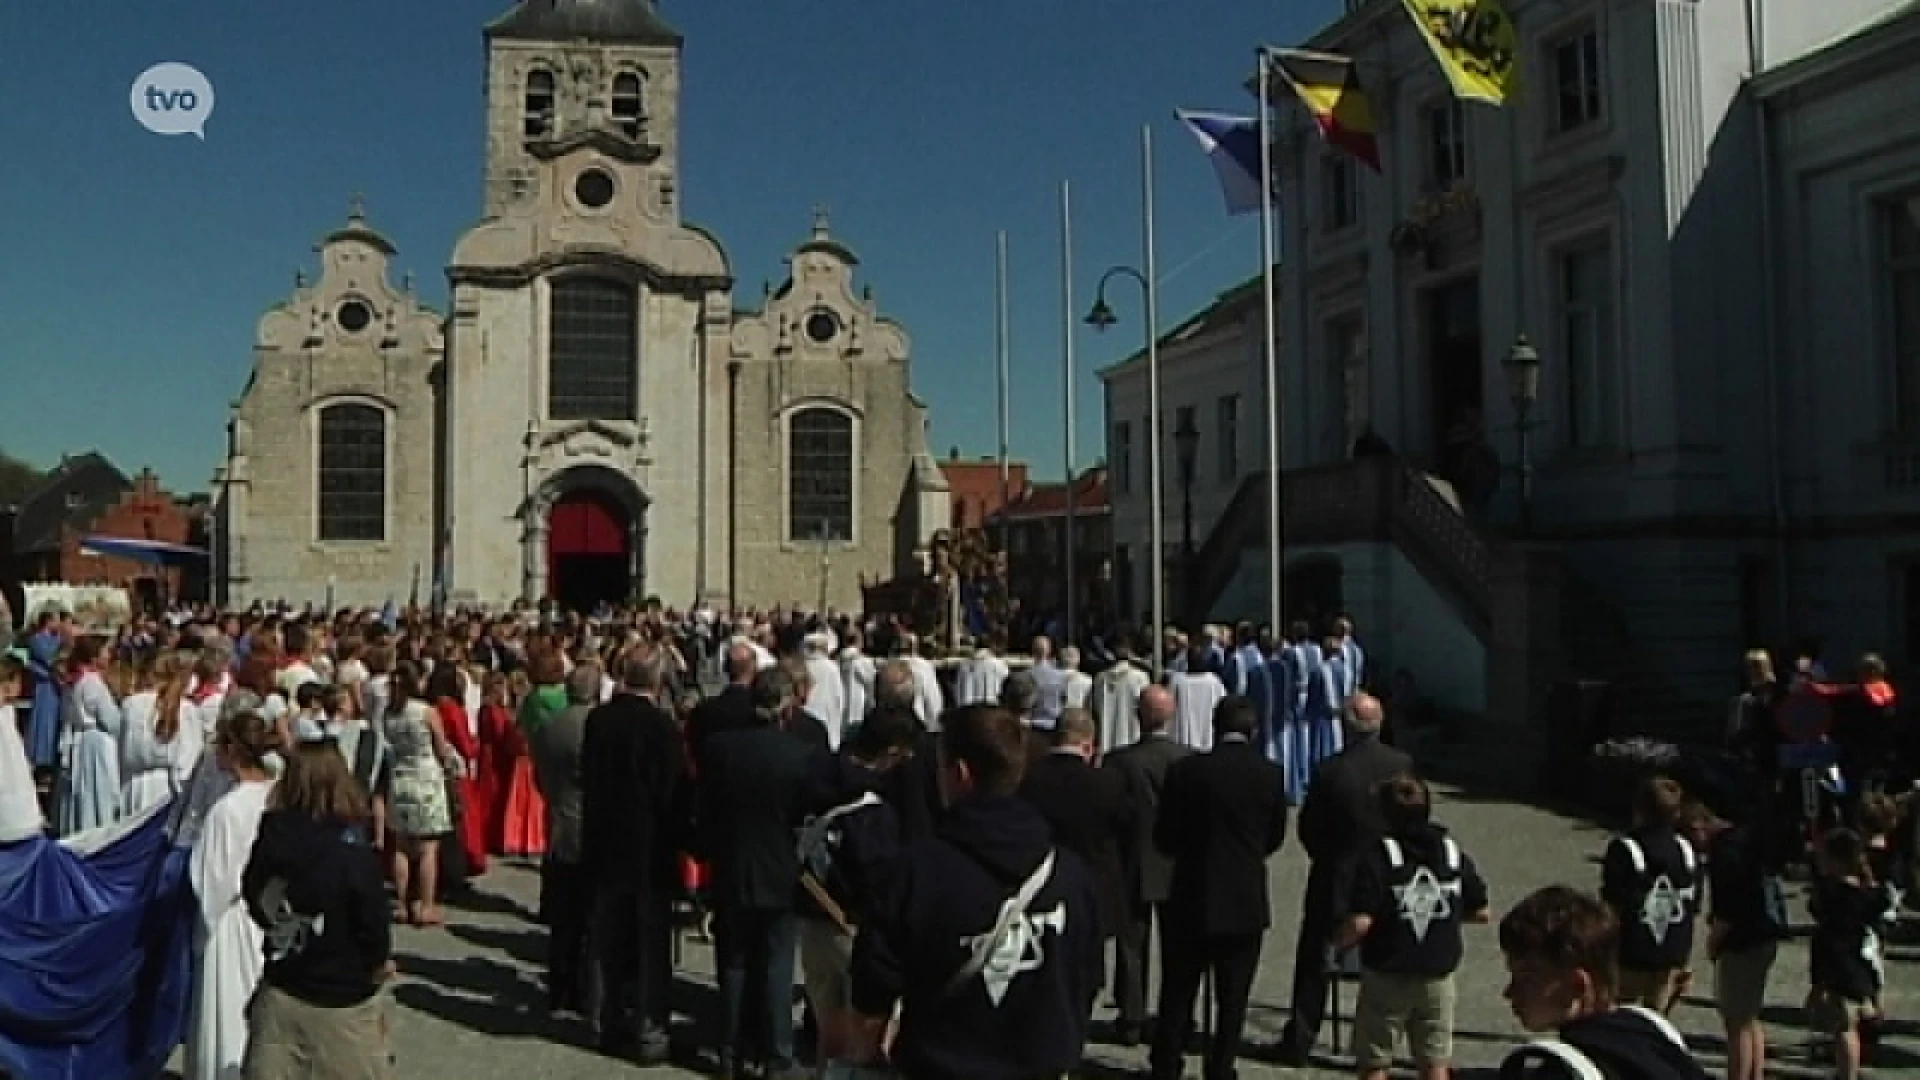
[1401,0,1520,105]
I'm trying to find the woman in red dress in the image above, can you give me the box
[488,670,547,858]
[428,662,487,877]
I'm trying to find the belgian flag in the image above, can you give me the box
[1263,48,1382,173]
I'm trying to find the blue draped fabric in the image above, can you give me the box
[0,805,195,1080]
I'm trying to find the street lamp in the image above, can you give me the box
[1174,410,1200,629]
[1502,335,1542,534]
[1087,265,1165,675]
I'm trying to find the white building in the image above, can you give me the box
[1104,0,1920,728]
[220,0,944,613]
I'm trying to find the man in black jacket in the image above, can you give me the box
[578,646,686,1063]
[700,666,824,1080]
[1151,695,1288,1080]
[1275,691,1412,1066]
[687,642,759,771]
[1106,685,1192,1045]
[848,703,1102,1080]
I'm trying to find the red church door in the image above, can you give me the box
[546,490,631,614]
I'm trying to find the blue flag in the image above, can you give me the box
[1177,111,1269,216]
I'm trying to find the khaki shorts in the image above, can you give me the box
[1617,966,1688,1013]
[243,983,393,1080]
[1352,970,1456,1068]
[801,918,855,1014]
[1714,942,1776,1025]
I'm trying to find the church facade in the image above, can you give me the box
[219,0,946,613]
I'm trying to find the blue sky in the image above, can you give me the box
[0,0,1340,492]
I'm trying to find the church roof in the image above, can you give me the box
[485,0,683,46]
[322,195,397,256]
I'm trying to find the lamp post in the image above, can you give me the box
[1087,266,1163,673]
[1174,411,1199,630]
[726,355,743,610]
[1502,335,1542,534]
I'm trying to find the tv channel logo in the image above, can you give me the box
[131,63,215,138]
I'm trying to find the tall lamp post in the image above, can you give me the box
[1087,266,1163,674]
[1174,412,1199,630]
[1502,336,1542,534]
[726,355,743,609]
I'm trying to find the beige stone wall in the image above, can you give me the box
[227,222,443,610]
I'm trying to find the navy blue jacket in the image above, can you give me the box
[851,793,1101,1080]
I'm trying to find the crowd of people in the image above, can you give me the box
[0,603,1915,1080]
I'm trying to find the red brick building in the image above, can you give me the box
[989,466,1112,625]
[938,450,1029,531]
[1,453,199,612]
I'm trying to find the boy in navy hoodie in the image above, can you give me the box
[1496,886,1710,1080]
[1338,772,1489,1080]
[1600,775,1699,1013]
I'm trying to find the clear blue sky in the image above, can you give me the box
[0,0,1340,492]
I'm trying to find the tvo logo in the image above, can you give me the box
[131,63,215,138]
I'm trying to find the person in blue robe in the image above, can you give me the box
[25,614,64,770]
[1275,623,1317,805]
[1306,628,1352,775]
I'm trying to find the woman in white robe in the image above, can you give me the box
[55,637,123,836]
[168,691,258,850]
[121,652,204,817]
[185,706,276,1080]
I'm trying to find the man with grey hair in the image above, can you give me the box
[687,642,760,771]
[531,658,597,1022]
[893,633,944,731]
[579,645,684,1061]
[699,663,821,1078]
[1059,645,1093,711]
[1274,690,1410,1066]
[872,659,919,715]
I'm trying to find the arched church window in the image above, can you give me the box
[548,277,638,421]
[316,402,386,543]
[524,69,556,138]
[788,406,855,543]
[611,72,645,139]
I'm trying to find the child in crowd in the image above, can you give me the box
[1807,828,1892,1080]
[1858,792,1909,916]
[1600,775,1699,1013]
[1679,801,1788,1080]
[1495,886,1709,1080]
[291,682,331,742]
[1338,772,1489,1080]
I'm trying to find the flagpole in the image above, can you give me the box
[1061,180,1078,648]
[1143,122,1166,681]
[997,231,1012,563]
[1257,47,1285,636]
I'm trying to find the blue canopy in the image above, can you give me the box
[0,804,195,1080]
[77,536,207,568]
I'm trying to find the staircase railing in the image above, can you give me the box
[1386,466,1491,638]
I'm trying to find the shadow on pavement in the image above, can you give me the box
[440,881,537,922]
[446,922,548,967]
[394,952,588,1046]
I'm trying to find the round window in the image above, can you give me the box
[805,310,839,344]
[336,300,373,333]
[574,168,616,210]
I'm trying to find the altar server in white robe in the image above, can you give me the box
[56,637,123,836]
[802,632,847,748]
[169,692,259,849]
[185,708,276,1080]
[0,658,45,843]
[1091,642,1150,756]
[896,634,945,730]
[954,646,1009,707]
[1166,644,1227,753]
[121,652,204,817]
[838,630,877,730]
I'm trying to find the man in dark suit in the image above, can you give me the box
[529,661,597,1020]
[1272,691,1412,1066]
[578,646,686,1064]
[699,666,823,1080]
[1150,695,1287,1080]
[687,641,759,771]
[1018,706,1133,1014]
[1105,684,1192,1045]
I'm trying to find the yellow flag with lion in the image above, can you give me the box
[1402,0,1520,105]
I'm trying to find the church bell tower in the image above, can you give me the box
[480,0,685,220]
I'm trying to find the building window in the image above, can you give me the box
[1550,28,1604,133]
[1174,405,1198,486]
[611,71,645,140]
[1217,395,1240,481]
[1424,100,1467,192]
[524,69,555,138]
[1325,316,1368,458]
[548,277,638,421]
[1557,241,1618,448]
[1113,421,1133,495]
[316,403,385,543]
[1321,155,1359,232]
[789,406,855,542]
[1889,195,1920,428]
